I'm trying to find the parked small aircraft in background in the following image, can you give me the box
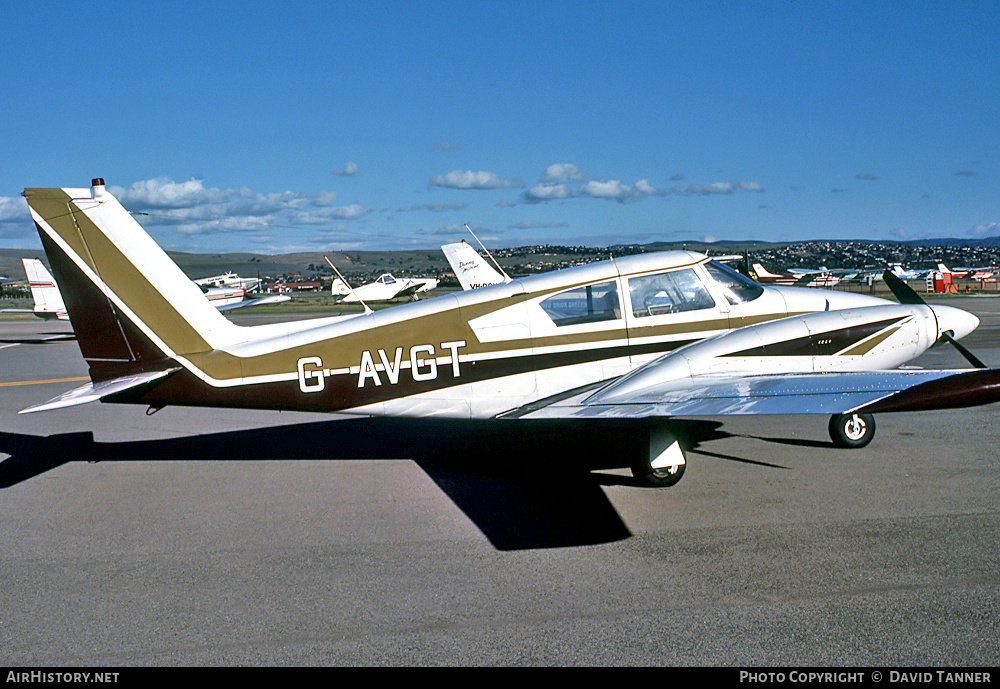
[195,271,262,292]
[332,273,438,303]
[199,285,290,310]
[3,256,288,318]
[19,180,1000,488]
[22,259,68,319]
[936,263,997,281]
[0,259,70,320]
[750,262,843,288]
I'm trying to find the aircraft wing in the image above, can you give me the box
[503,368,1000,420]
[392,283,424,299]
[214,294,291,312]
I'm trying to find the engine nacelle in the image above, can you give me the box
[594,303,975,403]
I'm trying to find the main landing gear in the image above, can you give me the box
[630,414,877,488]
[828,412,876,449]
[631,426,686,488]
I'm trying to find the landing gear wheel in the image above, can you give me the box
[631,458,686,487]
[828,412,876,449]
[631,426,687,487]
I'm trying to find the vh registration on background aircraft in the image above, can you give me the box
[19,180,1000,486]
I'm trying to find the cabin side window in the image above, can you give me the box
[628,268,716,317]
[540,280,621,327]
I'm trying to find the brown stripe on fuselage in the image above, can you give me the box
[125,337,702,413]
[721,317,908,358]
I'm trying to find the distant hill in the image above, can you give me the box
[0,248,455,283]
[2,234,999,283]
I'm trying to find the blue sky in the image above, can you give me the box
[1,1,997,253]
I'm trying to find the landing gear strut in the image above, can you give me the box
[828,412,876,448]
[631,426,686,487]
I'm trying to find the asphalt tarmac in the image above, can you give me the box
[1,297,998,666]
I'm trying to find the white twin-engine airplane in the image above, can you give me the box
[19,180,1000,487]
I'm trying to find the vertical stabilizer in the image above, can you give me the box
[22,258,68,320]
[23,180,243,379]
[442,240,507,290]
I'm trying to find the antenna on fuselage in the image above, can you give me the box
[464,224,511,283]
[324,255,373,314]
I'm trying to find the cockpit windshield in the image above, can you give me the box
[704,260,764,305]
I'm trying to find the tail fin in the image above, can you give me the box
[22,180,242,381]
[22,258,68,320]
[751,262,782,279]
[442,240,506,290]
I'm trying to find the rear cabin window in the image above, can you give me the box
[628,268,716,317]
[540,280,621,327]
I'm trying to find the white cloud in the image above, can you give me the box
[395,202,469,213]
[332,162,361,176]
[580,179,638,202]
[111,178,231,208]
[540,163,585,184]
[971,221,1000,237]
[428,170,522,190]
[108,177,365,237]
[523,183,577,202]
[513,165,765,205]
[673,182,734,196]
[0,195,31,237]
[635,179,670,197]
[0,195,28,221]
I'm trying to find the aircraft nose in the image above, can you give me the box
[931,305,980,341]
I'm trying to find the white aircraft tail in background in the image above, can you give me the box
[442,240,509,290]
[21,259,68,320]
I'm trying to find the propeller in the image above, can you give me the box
[737,251,756,281]
[882,270,986,369]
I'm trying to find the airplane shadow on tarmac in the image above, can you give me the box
[0,417,734,550]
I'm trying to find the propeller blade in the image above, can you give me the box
[939,331,987,369]
[882,270,925,305]
[884,270,987,368]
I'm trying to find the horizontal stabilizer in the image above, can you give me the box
[19,368,180,414]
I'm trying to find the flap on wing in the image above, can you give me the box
[19,368,180,414]
[510,369,1000,420]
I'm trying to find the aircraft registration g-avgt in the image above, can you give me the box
[20,180,1000,487]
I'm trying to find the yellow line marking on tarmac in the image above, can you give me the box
[0,376,89,387]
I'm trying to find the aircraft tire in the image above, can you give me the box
[631,456,686,488]
[828,412,876,449]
